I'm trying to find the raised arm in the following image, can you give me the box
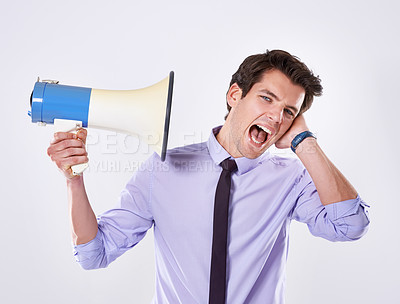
[47,129,98,244]
[276,115,357,205]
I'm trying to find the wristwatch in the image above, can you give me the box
[291,131,316,153]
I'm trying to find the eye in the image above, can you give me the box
[284,108,294,117]
[261,96,272,102]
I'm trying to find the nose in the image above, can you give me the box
[266,104,283,124]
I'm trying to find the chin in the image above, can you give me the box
[244,142,272,159]
[242,148,266,159]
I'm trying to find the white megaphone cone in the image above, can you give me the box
[29,72,174,175]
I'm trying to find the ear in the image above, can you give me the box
[226,83,243,108]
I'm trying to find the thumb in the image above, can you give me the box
[76,128,88,145]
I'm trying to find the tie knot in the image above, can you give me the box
[220,158,237,173]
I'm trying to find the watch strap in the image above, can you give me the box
[291,131,316,153]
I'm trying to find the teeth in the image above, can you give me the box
[251,136,262,144]
[257,124,272,135]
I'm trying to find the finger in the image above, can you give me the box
[63,166,75,179]
[48,139,85,157]
[51,132,77,144]
[50,138,85,152]
[62,156,89,169]
[51,147,87,160]
[292,115,307,128]
[56,155,89,171]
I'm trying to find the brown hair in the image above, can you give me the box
[225,49,323,119]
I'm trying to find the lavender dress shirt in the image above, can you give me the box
[73,127,370,304]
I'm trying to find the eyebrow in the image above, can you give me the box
[260,89,280,101]
[260,89,300,115]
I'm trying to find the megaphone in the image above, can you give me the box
[28,71,174,175]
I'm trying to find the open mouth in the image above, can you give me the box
[249,124,272,145]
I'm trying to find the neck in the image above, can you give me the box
[216,123,240,158]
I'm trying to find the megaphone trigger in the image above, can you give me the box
[54,118,89,175]
[54,118,83,133]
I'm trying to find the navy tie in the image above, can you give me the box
[209,158,238,304]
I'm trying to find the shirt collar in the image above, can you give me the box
[207,126,271,175]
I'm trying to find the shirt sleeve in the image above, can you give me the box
[290,168,370,242]
[73,157,155,270]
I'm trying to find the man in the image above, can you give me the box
[47,50,370,303]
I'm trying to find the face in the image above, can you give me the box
[218,69,305,159]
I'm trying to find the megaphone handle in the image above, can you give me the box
[54,119,89,176]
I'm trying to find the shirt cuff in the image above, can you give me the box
[72,229,103,263]
[324,195,369,221]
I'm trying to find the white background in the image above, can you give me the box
[1,0,399,303]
